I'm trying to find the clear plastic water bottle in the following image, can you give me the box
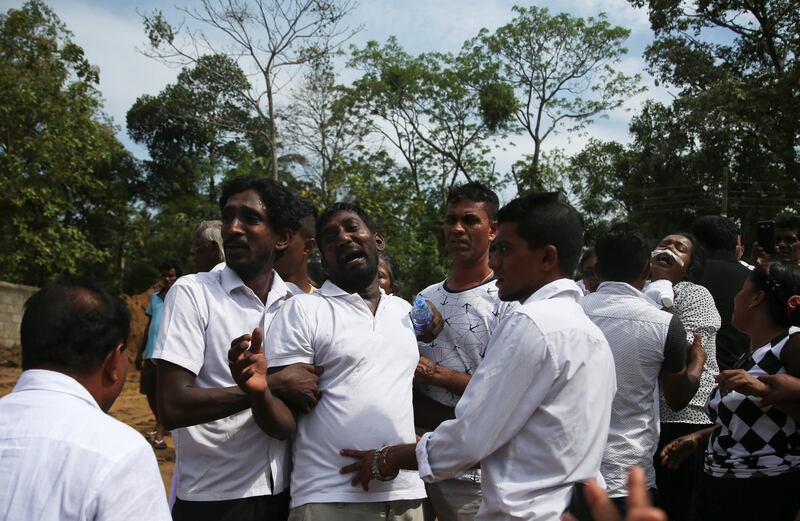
[410,296,433,334]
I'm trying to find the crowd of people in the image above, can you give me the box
[1,174,799,521]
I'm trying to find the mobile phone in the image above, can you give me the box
[757,220,776,254]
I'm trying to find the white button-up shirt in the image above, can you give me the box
[416,279,616,521]
[581,281,674,497]
[0,370,170,521]
[265,281,427,508]
[153,267,293,501]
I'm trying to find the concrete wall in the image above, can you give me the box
[0,281,38,350]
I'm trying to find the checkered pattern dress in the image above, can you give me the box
[705,331,800,478]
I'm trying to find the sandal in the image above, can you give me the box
[152,438,167,450]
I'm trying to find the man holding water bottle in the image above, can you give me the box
[414,182,515,521]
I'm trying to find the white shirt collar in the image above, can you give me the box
[12,369,100,410]
[316,280,387,298]
[596,280,658,306]
[220,265,293,308]
[522,277,583,305]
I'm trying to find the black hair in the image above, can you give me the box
[691,215,738,252]
[595,222,651,283]
[158,258,183,277]
[378,251,402,294]
[446,182,500,220]
[219,175,304,237]
[775,213,800,231]
[749,262,800,328]
[665,231,707,283]
[296,196,318,239]
[315,202,376,248]
[580,247,596,267]
[496,192,584,276]
[21,276,130,374]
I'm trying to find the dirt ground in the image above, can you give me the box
[0,285,175,494]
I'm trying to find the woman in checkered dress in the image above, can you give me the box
[660,261,800,521]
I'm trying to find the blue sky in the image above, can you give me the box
[2,0,674,195]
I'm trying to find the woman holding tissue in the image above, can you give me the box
[659,261,800,520]
[648,232,721,521]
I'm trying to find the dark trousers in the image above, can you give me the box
[172,490,290,521]
[694,471,800,521]
[654,422,708,521]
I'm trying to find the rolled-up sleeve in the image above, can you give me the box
[415,313,559,482]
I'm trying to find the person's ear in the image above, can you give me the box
[303,237,317,256]
[488,220,498,243]
[102,342,126,384]
[751,289,766,309]
[274,230,292,254]
[541,245,559,272]
[375,232,386,253]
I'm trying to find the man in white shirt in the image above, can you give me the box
[153,176,322,521]
[340,193,617,521]
[580,222,705,513]
[0,276,170,521]
[414,182,514,521]
[229,202,432,520]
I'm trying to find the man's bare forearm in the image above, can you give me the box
[249,388,296,439]
[158,361,250,430]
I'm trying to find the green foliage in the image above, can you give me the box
[476,5,643,190]
[0,0,140,288]
[348,37,514,196]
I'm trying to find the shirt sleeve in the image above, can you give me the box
[416,312,558,481]
[150,280,207,375]
[264,297,315,367]
[662,314,688,374]
[674,283,721,358]
[145,294,155,317]
[93,444,171,521]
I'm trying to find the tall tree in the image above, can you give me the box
[630,0,800,187]
[282,54,369,205]
[349,37,516,203]
[476,5,642,191]
[141,0,358,180]
[0,0,140,288]
[127,53,254,207]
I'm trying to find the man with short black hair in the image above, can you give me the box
[0,277,170,520]
[230,202,430,520]
[275,196,318,294]
[340,193,617,521]
[153,175,322,521]
[774,213,800,263]
[136,258,181,449]
[414,181,514,521]
[691,215,752,370]
[581,222,705,511]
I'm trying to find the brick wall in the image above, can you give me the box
[0,281,38,350]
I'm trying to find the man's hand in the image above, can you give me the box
[339,448,379,491]
[417,301,444,343]
[717,369,768,397]
[270,364,323,413]
[759,373,800,406]
[659,432,700,470]
[228,328,268,396]
[563,467,666,521]
[134,351,144,371]
[415,356,450,386]
[752,241,770,265]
